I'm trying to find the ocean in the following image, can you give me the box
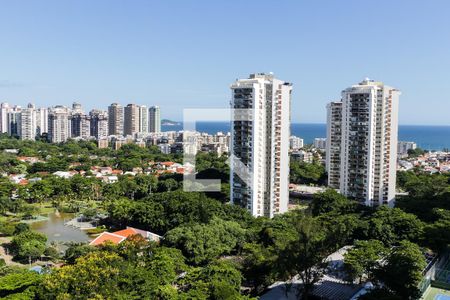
[162,122,450,151]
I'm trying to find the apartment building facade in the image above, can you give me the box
[230,73,291,218]
[326,79,400,206]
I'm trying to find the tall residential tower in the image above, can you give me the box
[20,103,37,140]
[108,103,124,136]
[48,106,71,143]
[326,79,400,206]
[230,73,291,218]
[90,109,108,139]
[139,105,149,133]
[124,104,140,136]
[149,106,161,133]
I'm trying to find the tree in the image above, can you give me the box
[164,217,246,265]
[158,178,179,192]
[41,251,125,299]
[133,174,158,198]
[310,189,357,216]
[11,230,47,260]
[64,242,96,264]
[343,240,387,283]
[27,180,53,203]
[407,148,425,158]
[0,197,13,215]
[290,160,326,185]
[367,206,424,246]
[0,177,15,198]
[0,270,42,298]
[19,240,46,260]
[179,260,244,300]
[240,214,299,294]
[423,217,450,253]
[277,216,335,299]
[13,223,30,235]
[148,247,187,285]
[377,240,426,299]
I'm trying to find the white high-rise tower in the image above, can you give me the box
[139,105,149,133]
[326,79,400,206]
[230,73,292,218]
[48,106,71,143]
[20,103,37,140]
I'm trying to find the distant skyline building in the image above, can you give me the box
[0,103,11,134]
[6,105,22,137]
[230,73,292,218]
[313,138,327,150]
[2,101,165,140]
[48,106,71,143]
[19,103,37,140]
[124,104,140,136]
[398,141,417,156]
[139,105,149,133]
[149,106,161,133]
[35,107,48,136]
[89,109,108,139]
[72,102,83,114]
[326,101,343,189]
[70,113,91,139]
[326,78,400,207]
[289,135,304,150]
[108,103,124,136]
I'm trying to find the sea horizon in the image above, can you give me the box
[162,122,450,151]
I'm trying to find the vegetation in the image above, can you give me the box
[407,147,426,158]
[290,159,327,186]
[0,136,448,299]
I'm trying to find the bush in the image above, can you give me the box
[0,222,16,236]
[11,231,47,260]
[13,223,30,235]
[44,247,60,260]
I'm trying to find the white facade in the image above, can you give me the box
[6,106,22,137]
[72,102,83,114]
[326,79,400,206]
[230,73,291,218]
[20,104,37,140]
[36,108,48,135]
[149,106,161,133]
[70,113,91,139]
[289,135,304,150]
[90,109,108,139]
[398,141,417,156]
[314,138,327,150]
[292,150,313,163]
[0,103,10,134]
[48,106,71,143]
[139,105,149,133]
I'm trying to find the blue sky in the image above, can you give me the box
[0,0,449,125]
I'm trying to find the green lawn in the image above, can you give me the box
[32,203,55,215]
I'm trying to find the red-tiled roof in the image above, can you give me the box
[113,228,138,238]
[18,179,29,186]
[89,227,162,246]
[89,232,126,246]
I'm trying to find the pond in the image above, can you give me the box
[31,212,92,245]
